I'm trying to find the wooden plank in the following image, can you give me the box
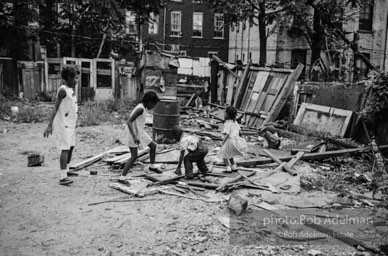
[263,149,298,176]
[103,153,131,163]
[236,145,388,167]
[70,146,129,171]
[263,75,288,112]
[244,71,270,123]
[234,61,251,109]
[293,103,353,137]
[261,63,304,128]
[225,74,238,105]
[113,148,150,165]
[212,55,240,80]
[240,71,258,111]
[286,151,306,168]
[248,75,274,126]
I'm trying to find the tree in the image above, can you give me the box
[206,0,374,80]
[0,1,40,60]
[40,0,164,59]
[205,0,284,67]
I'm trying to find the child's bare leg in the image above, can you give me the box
[229,158,238,171]
[148,141,157,164]
[58,150,73,185]
[67,146,74,164]
[121,147,138,177]
[148,141,162,173]
[60,150,69,170]
[223,158,232,173]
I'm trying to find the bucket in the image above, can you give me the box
[152,98,180,144]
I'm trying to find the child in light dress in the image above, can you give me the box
[44,66,79,186]
[218,106,247,173]
[118,91,161,184]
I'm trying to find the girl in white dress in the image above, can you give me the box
[119,91,160,184]
[218,106,247,173]
[44,67,79,186]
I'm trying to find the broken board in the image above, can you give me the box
[293,103,353,137]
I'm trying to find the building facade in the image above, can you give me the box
[140,0,229,61]
[228,0,388,82]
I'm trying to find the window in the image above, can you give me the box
[291,49,307,80]
[126,11,137,34]
[355,53,370,80]
[208,51,218,58]
[214,14,224,38]
[359,4,373,31]
[171,11,181,36]
[148,13,159,34]
[178,51,187,56]
[193,12,203,37]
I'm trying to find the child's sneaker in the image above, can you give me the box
[118,177,131,186]
[59,177,73,186]
[149,164,163,173]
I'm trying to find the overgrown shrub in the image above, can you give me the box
[0,100,45,122]
[363,71,388,116]
[78,97,137,126]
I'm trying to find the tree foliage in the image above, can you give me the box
[363,71,388,116]
[1,0,165,59]
[0,1,39,60]
[206,0,373,80]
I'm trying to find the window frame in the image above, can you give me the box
[359,4,373,31]
[170,11,182,37]
[192,12,203,38]
[148,12,159,34]
[214,13,224,39]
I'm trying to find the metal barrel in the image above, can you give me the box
[152,98,180,144]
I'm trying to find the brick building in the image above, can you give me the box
[139,0,229,62]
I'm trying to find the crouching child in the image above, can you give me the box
[172,125,211,179]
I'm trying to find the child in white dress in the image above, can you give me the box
[218,106,247,173]
[44,66,79,186]
[118,91,161,184]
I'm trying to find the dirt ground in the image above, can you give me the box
[0,119,383,256]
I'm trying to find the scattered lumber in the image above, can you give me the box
[88,197,158,206]
[289,124,361,148]
[216,170,256,192]
[228,193,248,215]
[187,181,219,189]
[112,148,150,167]
[147,176,184,187]
[236,145,388,167]
[263,149,297,176]
[70,146,129,171]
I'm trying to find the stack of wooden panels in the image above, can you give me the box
[232,64,304,128]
